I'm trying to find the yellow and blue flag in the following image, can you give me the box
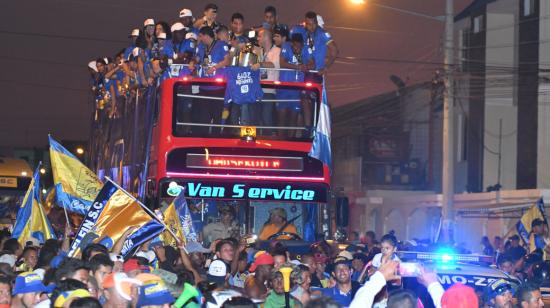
[12,166,56,245]
[68,180,164,257]
[159,190,198,246]
[49,135,102,215]
[516,198,546,245]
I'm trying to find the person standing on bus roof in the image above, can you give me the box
[194,3,220,31]
[303,11,339,75]
[188,26,229,133]
[257,28,280,135]
[259,208,298,240]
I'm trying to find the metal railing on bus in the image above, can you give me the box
[170,64,321,134]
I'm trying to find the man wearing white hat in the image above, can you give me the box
[143,18,155,50]
[179,8,199,36]
[171,22,195,63]
[124,28,140,60]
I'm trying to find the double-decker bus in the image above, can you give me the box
[90,65,331,242]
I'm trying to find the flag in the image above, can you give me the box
[159,189,198,246]
[308,80,332,170]
[68,180,164,257]
[12,166,56,245]
[49,135,103,215]
[516,198,546,245]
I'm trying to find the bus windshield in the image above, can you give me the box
[172,80,320,140]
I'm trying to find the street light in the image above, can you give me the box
[76,147,85,155]
[350,0,366,4]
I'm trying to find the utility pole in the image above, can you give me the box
[441,0,455,243]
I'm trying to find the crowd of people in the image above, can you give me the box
[0,202,549,307]
[88,4,339,139]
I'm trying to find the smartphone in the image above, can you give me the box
[398,262,422,277]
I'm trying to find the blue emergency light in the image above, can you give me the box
[399,251,494,265]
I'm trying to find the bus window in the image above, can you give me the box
[172,81,320,141]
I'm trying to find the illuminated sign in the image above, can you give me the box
[163,181,327,202]
[186,154,303,172]
[0,177,17,188]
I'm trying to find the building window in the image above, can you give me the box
[524,0,535,16]
[472,15,484,33]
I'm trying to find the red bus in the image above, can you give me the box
[145,66,330,239]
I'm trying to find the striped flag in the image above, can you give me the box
[308,80,332,170]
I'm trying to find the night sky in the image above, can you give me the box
[0,0,470,148]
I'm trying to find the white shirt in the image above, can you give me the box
[261,44,280,94]
[371,253,400,268]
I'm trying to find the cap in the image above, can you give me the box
[53,289,91,307]
[136,251,157,263]
[333,257,352,268]
[337,251,353,261]
[171,22,185,32]
[485,279,513,301]
[13,272,47,295]
[270,208,287,220]
[249,253,274,272]
[185,32,197,40]
[207,260,228,285]
[103,272,142,301]
[317,15,325,28]
[137,279,175,307]
[129,28,140,38]
[157,32,167,40]
[26,237,40,247]
[441,284,478,307]
[0,254,16,267]
[144,18,155,27]
[87,60,98,72]
[185,241,211,254]
[123,259,151,274]
[179,9,193,18]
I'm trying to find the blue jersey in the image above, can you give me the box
[196,40,229,78]
[224,66,263,105]
[290,25,308,41]
[234,34,249,44]
[279,42,312,82]
[123,44,136,60]
[306,27,332,70]
[173,39,196,55]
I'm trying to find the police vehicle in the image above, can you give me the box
[398,251,520,308]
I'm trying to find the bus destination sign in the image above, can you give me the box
[186,154,304,172]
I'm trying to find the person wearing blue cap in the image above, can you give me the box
[484,278,515,308]
[11,272,47,308]
[137,279,175,307]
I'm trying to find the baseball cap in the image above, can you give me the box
[171,22,185,33]
[123,258,151,274]
[137,279,175,307]
[337,251,353,261]
[207,260,229,285]
[87,61,97,73]
[0,254,16,267]
[13,272,47,295]
[249,252,274,272]
[317,15,325,28]
[136,251,156,263]
[185,32,198,40]
[144,18,155,27]
[185,241,211,254]
[129,28,140,38]
[179,9,193,18]
[441,283,478,308]
[103,272,142,301]
[157,32,167,40]
[53,289,91,307]
[485,279,514,301]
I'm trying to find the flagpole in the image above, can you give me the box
[104,177,184,247]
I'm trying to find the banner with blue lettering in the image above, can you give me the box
[224,66,263,105]
[68,181,164,257]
